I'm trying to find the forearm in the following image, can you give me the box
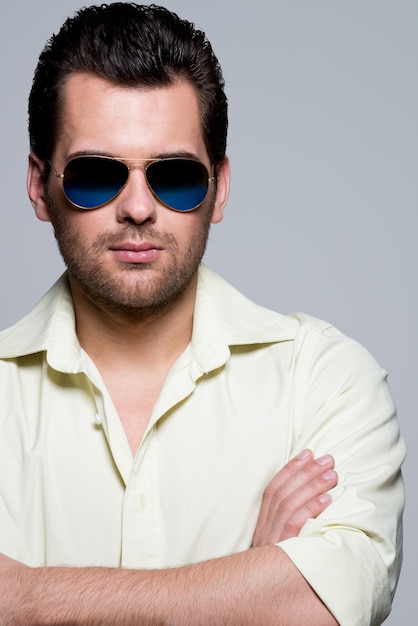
[3,546,337,626]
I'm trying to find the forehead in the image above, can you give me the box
[56,72,206,159]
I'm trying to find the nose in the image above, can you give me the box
[115,166,157,225]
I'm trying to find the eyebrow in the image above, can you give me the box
[66,149,202,161]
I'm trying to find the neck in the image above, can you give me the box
[70,273,197,371]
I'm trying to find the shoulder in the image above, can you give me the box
[199,265,381,376]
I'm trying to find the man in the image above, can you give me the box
[0,3,405,624]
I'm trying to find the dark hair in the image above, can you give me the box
[28,2,228,165]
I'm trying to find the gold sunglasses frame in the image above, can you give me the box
[47,155,215,211]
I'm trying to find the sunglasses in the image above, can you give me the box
[48,155,215,212]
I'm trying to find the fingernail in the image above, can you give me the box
[316,454,333,466]
[322,469,337,481]
[296,449,311,461]
[318,494,332,504]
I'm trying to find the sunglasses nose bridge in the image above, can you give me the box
[121,160,155,188]
[122,160,154,191]
[121,158,153,172]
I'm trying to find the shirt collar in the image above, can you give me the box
[190,264,297,373]
[0,273,84,373]
[0,265,298,374]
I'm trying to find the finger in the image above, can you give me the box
[252,461,338,547]
[255,450,315,528]
[272,468,338,523]
[252,472,336,547]
[257,452,335,528]
[277,492,333,541]
[265,453,335,500]
[262,449,315,493]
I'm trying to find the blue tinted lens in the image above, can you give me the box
[63,157,128,209]
[146,159,209,211]
[62,156,209,211]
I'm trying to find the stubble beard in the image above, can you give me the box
[46,198,214,321]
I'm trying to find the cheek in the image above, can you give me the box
[50,208,100,249]
[163,211,198,237]
[181,210,213,242]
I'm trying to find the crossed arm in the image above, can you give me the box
[0,450,338,625]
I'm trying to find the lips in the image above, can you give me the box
[110,240,163,263]
[111,240,161,252]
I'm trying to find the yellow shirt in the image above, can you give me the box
[0,264,405,626]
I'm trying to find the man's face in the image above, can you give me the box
[30,73,228,319]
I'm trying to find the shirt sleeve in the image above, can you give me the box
[278,316,405,626]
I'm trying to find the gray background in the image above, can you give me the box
[0,1,416,622]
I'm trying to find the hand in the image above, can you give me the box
[251,449,337,547]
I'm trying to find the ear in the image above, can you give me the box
[27,153,52,222]
[211,156,230,224]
